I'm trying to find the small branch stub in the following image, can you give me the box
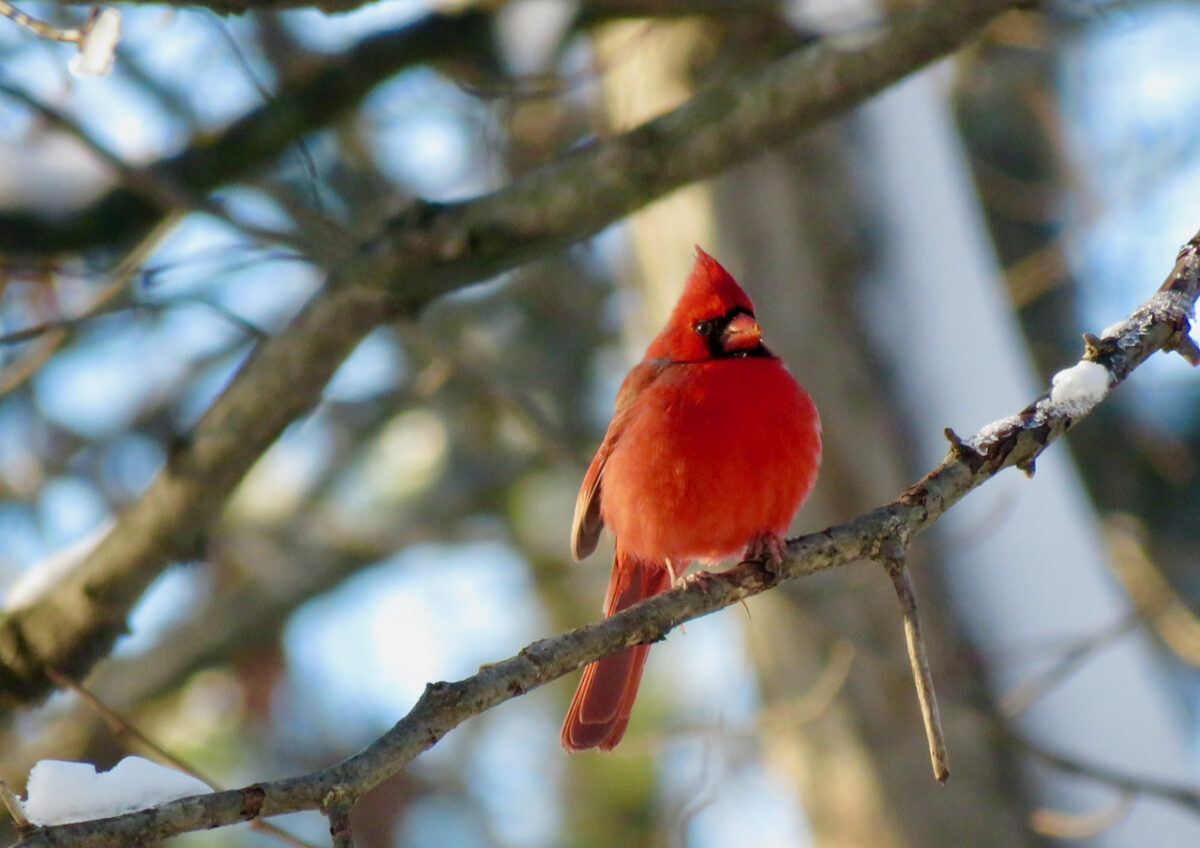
[327,800,354,848]
[942,427,976,461]
[1165,326,1200,367]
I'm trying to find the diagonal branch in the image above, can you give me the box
[11,226,1200,848]
[0,0,1027,709]
[1019,734,1200,820]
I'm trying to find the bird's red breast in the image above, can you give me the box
[600,355,819,564]
[562,246,821,752]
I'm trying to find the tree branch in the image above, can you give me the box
[0,9,497,256]
[10,230,1199,847]
[0,0,1025,708]
[1021,736,1200,820]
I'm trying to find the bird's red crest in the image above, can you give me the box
[647,247,757,361]
[681,246,756,317]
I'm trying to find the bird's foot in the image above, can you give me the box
[666,557,690,589]
[685,569,721,594]
[744,533,787,565]
[742,533,788,583]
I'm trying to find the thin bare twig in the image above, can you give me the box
[1021,736,1200,818]
[1030,791,1135,840]
[0,82,303,252]
[0,781,30,831]
[884,556,949,782]
[0,1,91,43]
[999,611,1145,718]
[0,215,172,396]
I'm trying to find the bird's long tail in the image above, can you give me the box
[561,553,670,752]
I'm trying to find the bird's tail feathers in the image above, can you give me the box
[561,553,669,751]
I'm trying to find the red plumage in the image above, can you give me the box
[561,247,822,752]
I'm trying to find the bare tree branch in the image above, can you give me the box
[1022,737,1200,819]
[10,228,1199,847]
[100,0,777,29]
[0,9,497,257]
[0,0,1027,711]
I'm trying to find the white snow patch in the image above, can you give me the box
[1099,319,1126,340]
[968,414,1021,451]
[21,757,210,825]
[1049,360,1109,416]
[4,520,113,611]
[69,8,121,77]
[1150,289,1195,320]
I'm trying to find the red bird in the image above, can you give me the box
[561,247,822,752]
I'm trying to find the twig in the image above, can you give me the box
[999,611,1145,718]
[0,82,302,252]
[44,669,211,781]
[0,215,173,396]
[883,556,949,782]
[1104,515,1200,666]
[1020,736,1200,818]
[0,781,30,832]
[0,10,499,256]
[1030,791,1135,840]
[0,1,90,43]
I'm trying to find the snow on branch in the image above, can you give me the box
[9,231,1199,848]
[0,3,121,76]
[19,758,208,827]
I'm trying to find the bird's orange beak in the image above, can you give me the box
[720,312,762,353]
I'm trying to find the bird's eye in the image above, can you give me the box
[693,319,714,337]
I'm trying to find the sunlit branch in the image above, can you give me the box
[10,227,1200,848]
[0,1,91,43]
[0,82,299,252]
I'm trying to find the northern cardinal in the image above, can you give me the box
[561,247,822,752]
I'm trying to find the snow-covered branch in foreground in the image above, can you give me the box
[19,759,208,827]
[9,232,1199,848]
